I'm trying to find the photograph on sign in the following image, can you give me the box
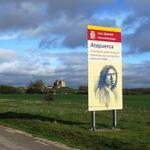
[88,25,123,111]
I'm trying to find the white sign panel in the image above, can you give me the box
[88,25,123,111]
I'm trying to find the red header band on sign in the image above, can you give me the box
[88,29,121,43]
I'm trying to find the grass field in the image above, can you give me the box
[0,93,150,150]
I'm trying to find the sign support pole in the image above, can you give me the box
[112,110,117,129]
[91,111,96,131]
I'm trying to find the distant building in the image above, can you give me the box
[53,80,66,88]
[44,85,53,89]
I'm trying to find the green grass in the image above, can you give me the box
[0,93,150,150]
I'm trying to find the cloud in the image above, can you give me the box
[0,51,88,87]
[0,0,113,32]
[62,18,116,48]
[0,0,149,89]
[0,33,19,40]
[122,0,150,54]
[125,0,150,17]
[0,0,116,49]
[124,19,150,54]
[46,0,113,19]
[0,1,46,32]
[39,38,59,49]
[123,0,150,26]
[22,25,49,37]
[0,60,54,77]
[0,49,150,88]
[0,49,17,60]
[123,61,150,88]
[38,17,116,49]
[38,51,88,87]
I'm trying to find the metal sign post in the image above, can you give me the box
[91,111,96,131]
[112,110,117,129]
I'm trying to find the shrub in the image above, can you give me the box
[45,93,54,101]
[0,85,25,94]
[26,80,45,94]
[78,86,88,94]
[53,87,76,94]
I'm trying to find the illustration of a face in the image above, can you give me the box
[105,68,117,87]
[98,65,117,90]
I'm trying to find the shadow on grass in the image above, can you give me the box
[0,112,146,150]
[0,112,90,126]
[0,112,110,129]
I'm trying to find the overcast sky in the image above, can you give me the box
[0,0,150,88]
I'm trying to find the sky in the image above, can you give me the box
[0,0,150,88]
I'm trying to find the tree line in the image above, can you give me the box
[0,80,149,95]
[123,88,150,95]
[0,80,82,94]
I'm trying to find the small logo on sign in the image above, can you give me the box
[90,31,96,39]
